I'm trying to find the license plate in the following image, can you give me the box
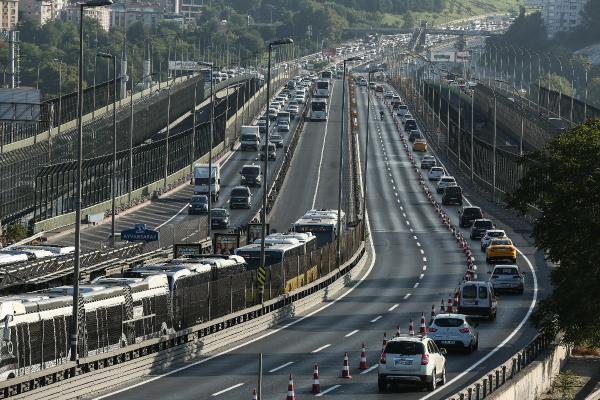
[441,340,456,345]
[395,359,413,366]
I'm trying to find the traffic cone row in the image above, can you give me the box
[312,364,320,394]
[388,107,480,300]
[419,313,427,334]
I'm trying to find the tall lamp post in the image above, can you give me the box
[71,0,114,363]
[97,52,117,247]
[259,38,293,305]
[337,55,360,264]
[197,61,215,239]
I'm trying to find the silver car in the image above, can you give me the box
[480,229,507,251]
[378,335,447,392]
[428,314,479,353]
[488,264,525,294]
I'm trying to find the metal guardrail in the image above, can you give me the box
[446,334,552,400]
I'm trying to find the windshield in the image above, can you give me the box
[311,101,327,111]
[385,341,425,355]
[241,167,259,176]
[445,186,461,194]
[494,267,519,275]
[462,285,477,299]
[195,177,215,185]
[241,134,258,141]
[474,220,493,229]
[491,239,512,246]
[231,188,249,196]
[463,208,482,218]
[488,231,505,238]
[211,209,227,217]
[316,81,329,89]
[236,249,283,269]
[191,195,207,204]
[271,135,283,141]
[433,318,464,328]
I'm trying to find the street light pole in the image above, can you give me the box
[97,52,117,247]
[198,61,215,240]
[71,0,113,363]
[362,69,373,225]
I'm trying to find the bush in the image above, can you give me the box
[4,224,29,243]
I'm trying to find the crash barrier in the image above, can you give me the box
[0,223,365,398]
[348,77,363,223]
[445,335,564,400]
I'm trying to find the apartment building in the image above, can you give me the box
[0,0,18,30]
[20,0,66,25]
[527,0,589,38]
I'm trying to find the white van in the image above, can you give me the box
[457,281,497,320]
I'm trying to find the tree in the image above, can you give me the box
[456,34,466,52]
[4,224,28,243]
[506,120,600,346]
[403,11,415,29]
[536,73,575,97]
[587,77,600,109]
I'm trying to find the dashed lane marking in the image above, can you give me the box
[311,344,331,354]
[268,362,294,373]
[211,383,244,397]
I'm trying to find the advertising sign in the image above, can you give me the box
[121,224,159,242]
[213,233,240,254]
[168,60,206,72]
[247,223,270,244]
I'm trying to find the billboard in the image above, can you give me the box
[247,223,269,244]
[213,233,240,254]
[168,60,207,72]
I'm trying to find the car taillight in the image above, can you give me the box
[380,352,386,364]
[428,327,437,332]
[459,327,470,334]
[421,353,429,365]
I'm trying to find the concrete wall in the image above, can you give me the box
[487,344,569,400]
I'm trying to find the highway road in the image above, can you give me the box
[89,79,550,400]
[46,82,302,251]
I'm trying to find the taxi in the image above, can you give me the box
[485,238,517,264]
[413,138,428,152]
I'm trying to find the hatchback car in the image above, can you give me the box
[229,186,252,209]
[428,314,479,353]
[413,138,428,152]
[442,185,463,206]
[240,164,262,187]
[470,219,494,240]
[421,155,436,169]
[277,123,290,133]
[486,238,517,264]
[270,134,284,147]
[259,143,276,161]
[408,130,423,142]
[428,167,445,181]
[488,264,525,294]
[405,119,418,132]
[480,229,507,251]
[188,195,208,215]
[459,206,484,228]
[436,176,456,194]
[378,335,447,392]
[210,208,230,229]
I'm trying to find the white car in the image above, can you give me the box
[378,335,447,392]
[401,113,413,124]
[269,134,284,147]
[277,122,290,133]
[436,176,456,194]
[428,314,479,353]
[481,229,508,251]
[428,166,445,181]
[294,95,305,104]
[396,104,409,116]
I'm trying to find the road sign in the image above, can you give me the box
[121,224,160,242]
[257,265,266,286]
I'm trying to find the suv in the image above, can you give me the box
[436,176,456,194]
[210,208,230,229]
[442,185,463,205]
[188,195,208,215]
[229,186,252,209]
[489,264,525,294]
[428,314,479,353]
[470,219,494,239]
[459,206,484,228]
[240,164,261,187]
[240,132,260,151]
[405,119,418,131]
[421,155,436,169]
[378,335,447,392]
[259,143,276,161]
[457,281,497,320]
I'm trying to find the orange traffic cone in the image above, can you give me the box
[252,388,257,400]
[359,343,369,370]
[420,313,427,334]
[286,373,296,400]
[312,364,320,394]
[409,319,415,336]
[341,352,352,379]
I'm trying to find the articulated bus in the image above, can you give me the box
[314,80,330,98]
[291,209,346,247]
[310,99,328,121]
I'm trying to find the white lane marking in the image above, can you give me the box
[268,362,294,373]
[409,228,414,232]
[311,344,331,354]
[403,293,411,300]
[311,81,336,208]
[360,365,379,375]
[422,265,427,271]
[413,235,418,240]
[420,249,425,255]
[402,213,407,217]
[316,385,342,397]
[94,211,378,400]
[423,257,427,262]
[370,315,383,323]
[211,383,244,397]
[416,242,421,247]
[388,304,399,311]
[396,199,400,203]
[395,192,399,197]
[345,330,359,338]
[406,221,410,225]
[154,203,190,230]
[419,274,424,280]
[413,282,420,288]
[400,206,404,210]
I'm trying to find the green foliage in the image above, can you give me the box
[403,11,416,29]
[4,224,28,243]
[506,120,600,346]
[536,73,574,97]
[551,370,582,400]
[456,34,467,52]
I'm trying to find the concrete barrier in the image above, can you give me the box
[484,344,569,400]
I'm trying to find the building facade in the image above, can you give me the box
[20,0,66,25]
[62,4,111,31]
[0,0,18,30]
[527,0,589,38]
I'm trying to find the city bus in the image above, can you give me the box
[310,99,328,121]
[321,70,333,80]
[291,209,346,247]
[314,80,330,98]
[234,239,307,269]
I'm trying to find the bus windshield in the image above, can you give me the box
[294,224,334,247]
[316,81,329,90]
[321,71,332,79]
[311,101,327,112]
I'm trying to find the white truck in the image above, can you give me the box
[193,164,220,201]
[240,125,260,151]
